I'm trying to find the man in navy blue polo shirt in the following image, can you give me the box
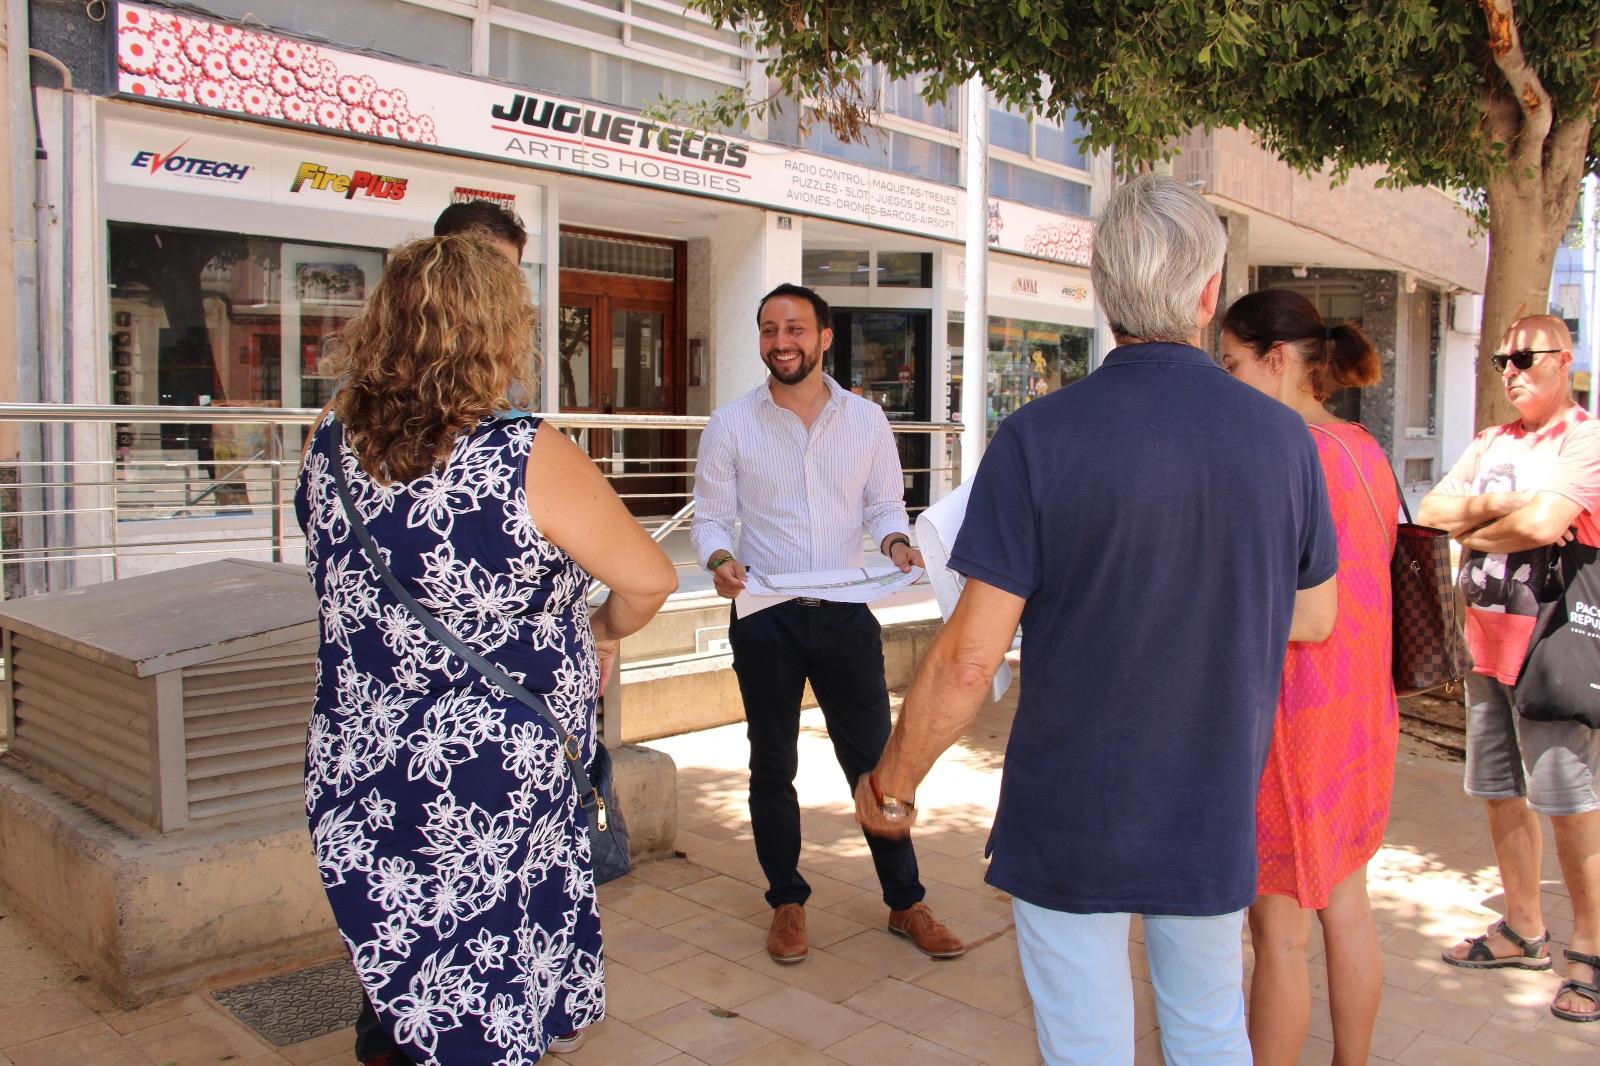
[855,174,1339,1065]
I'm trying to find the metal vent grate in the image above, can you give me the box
[9,635,155,820]
[183,636,317,823]
[560,232,676,279]
[212,960,363,1046]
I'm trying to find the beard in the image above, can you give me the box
[763,343,823,385]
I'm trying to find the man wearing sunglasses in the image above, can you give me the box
[1417,315,1600,1023]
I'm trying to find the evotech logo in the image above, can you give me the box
[290,161,408,201]
[130,139,251,181]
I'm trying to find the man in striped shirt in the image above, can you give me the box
[691,283,965,966]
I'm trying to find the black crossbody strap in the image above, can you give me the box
[325,419,599,814]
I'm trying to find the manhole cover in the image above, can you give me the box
[211,959,363,1047]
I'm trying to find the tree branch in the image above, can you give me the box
[1479,0,1555,167]
[1477,85,1521,154]
[1544,115,1595,221]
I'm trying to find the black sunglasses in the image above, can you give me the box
[1489,348,1563,372]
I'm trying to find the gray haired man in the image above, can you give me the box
[854,174,1338,1064]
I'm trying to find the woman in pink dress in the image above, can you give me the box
[1220,290,1400,1066]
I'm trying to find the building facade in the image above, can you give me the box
[5,0,1490,594]
[1550,173,1599,413]
[1173,128,1488,506]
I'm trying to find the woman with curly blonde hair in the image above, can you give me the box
[296,233,676,1065]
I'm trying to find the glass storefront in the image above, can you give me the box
[948,312,1094,439]
[107,219,542,512]
[108,223,387,509]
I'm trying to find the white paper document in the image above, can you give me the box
[916,480,1016,702]
[734,564,924,618]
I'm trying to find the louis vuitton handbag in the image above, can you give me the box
[1391,515,1465,697]
[1514,541,1600,727]
[328,419,632,883]
[1313,425,1464,697]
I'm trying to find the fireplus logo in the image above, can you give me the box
[130,140,251,182]
[290,161,408,201]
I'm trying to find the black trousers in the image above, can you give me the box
[354,991,408,1063]
[728,600,924,911]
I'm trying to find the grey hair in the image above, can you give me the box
[1090,174,1227,343]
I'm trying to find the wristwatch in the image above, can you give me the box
[868,773,914,824]
[707,551,734,572]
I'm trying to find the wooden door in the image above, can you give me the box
[558,271,683,516]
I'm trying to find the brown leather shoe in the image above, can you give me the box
[888,902,966,959]
[767,902,808,964]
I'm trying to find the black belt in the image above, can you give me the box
[790,597,839,607]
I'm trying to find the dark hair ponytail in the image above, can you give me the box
[1221,288,1382,402]
[1322,322,1381,398]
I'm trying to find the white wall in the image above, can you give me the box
[707,211,802,407]
[1437,293,1482,494]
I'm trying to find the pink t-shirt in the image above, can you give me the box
[1436,406,1600,683]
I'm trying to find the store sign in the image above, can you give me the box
[114,1,1093,266]
[289,160,408,201]
[105,117,538,227]
[949,255,1094,311]
[451,186,517,212]
[129,139,251,182]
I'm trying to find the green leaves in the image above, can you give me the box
[685,0,1600,193]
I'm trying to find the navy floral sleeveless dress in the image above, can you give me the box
[295,413,604,1065]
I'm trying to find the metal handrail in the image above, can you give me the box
[0,403,962,434]
[0,404,964,597]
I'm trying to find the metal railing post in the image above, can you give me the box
[601,649,623,750]
[268,425,285,564]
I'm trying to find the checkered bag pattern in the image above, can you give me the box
[1392,523,1464,697]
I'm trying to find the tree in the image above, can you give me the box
[688,0,1600,429]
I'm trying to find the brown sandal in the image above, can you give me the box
[1441,919,1553,971]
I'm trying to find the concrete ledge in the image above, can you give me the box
[0,762,341,1008]
[609,743,677,864]
[0,741,679,1006]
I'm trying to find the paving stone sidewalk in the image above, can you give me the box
[2,685,1595,1065]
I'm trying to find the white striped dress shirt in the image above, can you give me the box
[691,374,911,576]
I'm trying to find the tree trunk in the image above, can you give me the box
[1476,185,1567,430]
[1475,120,1592,432]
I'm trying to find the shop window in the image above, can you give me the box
[107,223,390,512]
[890,134,960,185]
[883,72,957,131]
[630,4,747,72]
[496,0,624,40]
[989,162,1092,216]
[184,0,472,72]
[768,107,890,169]
[803,250,871,287]
[489,27,731,109]
[948,312,1093,439]
[768,102,959,187]
[988,103,1032,155]
[876,252,933,288]
[1033,112,1090,171]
